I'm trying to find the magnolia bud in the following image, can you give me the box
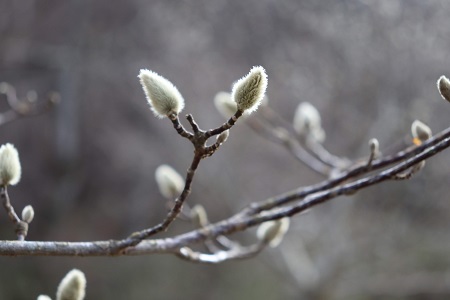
[368,138,379,155]
[411,120,432,144]
[214,92,238,119]
[21,205,34,223]
[216,130,229,144]
[155,165,185,199]
[293,102,325,142]
[0,143,21,186]
[437,75,450,103]
[56,269,86,300]
[256,217,290,247]
[232,66,268,114]
[190,204,208,227]
[138,69,185,118]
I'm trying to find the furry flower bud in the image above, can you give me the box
[56,269,86,300]
[256,217,290,247]
[190,204,208,227]
[368,138,379,154]
[21,205,34,223]
[411,120,432,145]
[293,102,325,142]
[437,75,450,103]
[214,92,238,119]
[232,66,268,114]
[0,143,21,186]
[155,165,185,199]
[216,130,229,144]
[138,69,185,118]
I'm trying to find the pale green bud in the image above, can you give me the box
[216,130,229,144]
[293,102,325,142]
[155,165,185,199]
[56,269,86,300]
[437,75,450,103]
[232,66,268,114]
[0,143,21,186]
[368,138,379,155]
[21,205,34,223]
[411,120,432,143]
[138,69,185,118]
[256,217,290,247]
[37,296,52,300]
[190,204,208,227]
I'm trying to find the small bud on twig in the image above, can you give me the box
[293,102,325,142]
[0,143,21,186]
[214,92,238,119]
[216,130,229,145]
[56,269,86,300]
[437,75,450,103]
[411,120,432,145]
[190,204,208,227]
[367,138,380,166]
[138,69,185,118]
[21,205,34,223]
[37,295,52,300]
[155,165,185,199]
[232,66,268,114]
[256,217,290,247]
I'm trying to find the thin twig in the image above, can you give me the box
[1,187,27,241]
[118,153,202,251]
[243,126,450,215]
[177,243,266,263]
[169,114,194,140]
[0,126,448,258]
[205,110,244,138]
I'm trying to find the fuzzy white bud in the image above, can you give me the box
[257,217,290,248]
[190,204,208,227]
[138,69,185,118]
[0,143,21,186]
[293,102,325,142]
[37,296,52,300]
[231,66,268,114]
[155,165,185,199]
[368,138,379,154]
[216,130,229,144]
[411,120,432,143]
[56,269,86,300]
[214,92,238,119]
[437,75,450,103]
[21,205,34,223]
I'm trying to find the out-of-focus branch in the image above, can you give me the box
[0,82,59,126]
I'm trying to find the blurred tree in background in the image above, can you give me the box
[1,0,450,299]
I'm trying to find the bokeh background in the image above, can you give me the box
[1,0,450,299]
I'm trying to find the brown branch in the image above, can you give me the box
[1,187,28,241]
[0,125,448,259]
[243,126,450,215]
[205,110,244,138]
[118,153,202,251]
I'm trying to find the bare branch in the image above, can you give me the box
[1,187,28,240]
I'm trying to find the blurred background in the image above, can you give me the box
[1,0,450,299]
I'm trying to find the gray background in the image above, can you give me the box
[1,0,450,299]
